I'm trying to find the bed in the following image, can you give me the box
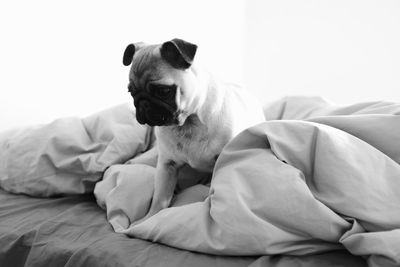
[0,188,365,267]
[1,96,399,267]
[0,188,255,267]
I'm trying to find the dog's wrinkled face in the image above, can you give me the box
[123,39,199,127]
[128,45,178,126]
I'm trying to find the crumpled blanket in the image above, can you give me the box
[1,96,399,267]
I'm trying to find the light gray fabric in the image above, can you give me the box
[1,96,399,267]
[0,103,154,196]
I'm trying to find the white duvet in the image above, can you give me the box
[1,96,399,267]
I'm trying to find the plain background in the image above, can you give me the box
[0,0,399,131]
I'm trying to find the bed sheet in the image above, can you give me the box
[3,97,398,266]
[0,189,365,267]
[0,188,255,267]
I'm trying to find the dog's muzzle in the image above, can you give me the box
[133,91,177,126]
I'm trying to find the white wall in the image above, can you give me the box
[0,0,245,131]
[1,1,399,132]
[245,0,400,105]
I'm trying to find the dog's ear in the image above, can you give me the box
[160,38,197,69]
[123,43,145,66]
[123,44,136,66]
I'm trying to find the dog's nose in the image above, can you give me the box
[140,100,150,109]
[139,100,151,116]
[136,100,151,124]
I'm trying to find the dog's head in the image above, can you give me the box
[123,38,200,126]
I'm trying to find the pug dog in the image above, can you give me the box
[123,38,265,221]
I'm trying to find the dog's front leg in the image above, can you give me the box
[145,154,181,219]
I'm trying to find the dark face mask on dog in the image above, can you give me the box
[128,82,178,126]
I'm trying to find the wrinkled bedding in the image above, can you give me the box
[1,96,400,267]
[0,188,262,267]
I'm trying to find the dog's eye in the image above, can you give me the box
[149,84,175,99]
[156,87,171,98]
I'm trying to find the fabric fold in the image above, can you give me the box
[1,96,400,267]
